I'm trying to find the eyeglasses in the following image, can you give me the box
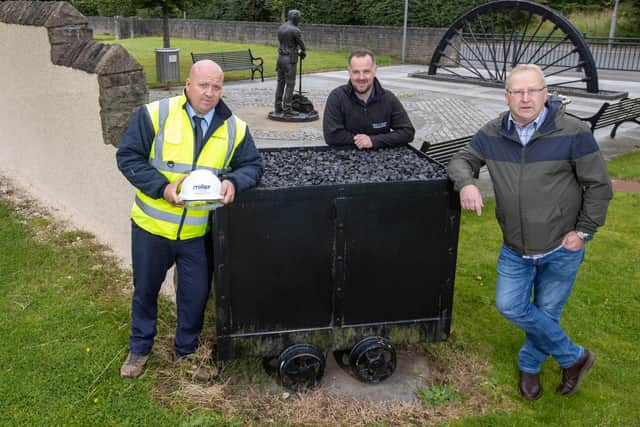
[506,86,547,97]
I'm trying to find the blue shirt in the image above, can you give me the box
[185,103,215,138]
[508,106,548,146]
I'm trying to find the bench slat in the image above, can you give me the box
[190,49,264,82]
[568,98,640,137]
[421,136,473,166]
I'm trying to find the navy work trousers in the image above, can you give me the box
[129,221,213,357]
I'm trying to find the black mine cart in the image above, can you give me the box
[211,145,461,390]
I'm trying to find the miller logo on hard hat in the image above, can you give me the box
[179,169,223,210]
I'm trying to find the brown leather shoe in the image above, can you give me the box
[120,352,149,379]
[557,350,596,396]
[519,371,542,400]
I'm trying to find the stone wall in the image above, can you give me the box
[0,2,147,147]
[88,16,446,64]
[0,1,148,268]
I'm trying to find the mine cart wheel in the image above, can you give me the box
[349,336,397,383]
[278,344,326,391]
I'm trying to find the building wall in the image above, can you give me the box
[0,2,147,272]
[88,16,447,64]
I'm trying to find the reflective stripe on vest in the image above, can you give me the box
[131,95,246,240]
[148,98,237,175]
[134,196,208,226]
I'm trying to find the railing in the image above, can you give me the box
[586,36,640,71]
[458,33,640,72]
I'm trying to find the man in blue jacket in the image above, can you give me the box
[116,60,263,381]
[448,64,612,400]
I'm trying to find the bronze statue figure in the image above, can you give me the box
[275,9,306,115]
[269,9,318,122]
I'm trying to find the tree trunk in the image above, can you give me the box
[162,1,170,48]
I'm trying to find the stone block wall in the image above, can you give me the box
[87,16,446,64]
[0,1,149,271]
[0,1,147,147]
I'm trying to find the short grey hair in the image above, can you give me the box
[506,64,545,89]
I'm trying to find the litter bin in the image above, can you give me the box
[155,47,180,82]
[212,146,461,390]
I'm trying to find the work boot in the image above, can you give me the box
[557,350,595,396]
[519,371,542,400]
[177,354,219,383]
[120,352,150,379]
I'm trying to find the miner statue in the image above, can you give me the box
[269,9,318,122]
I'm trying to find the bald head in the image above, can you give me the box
[189,60,223,80]
[185,60,224,115]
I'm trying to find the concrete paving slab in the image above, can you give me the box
[321,351,430,402]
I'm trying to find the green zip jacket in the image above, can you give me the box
[448,102,613,255]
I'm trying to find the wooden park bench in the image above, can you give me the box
[566,97,640,138]
[420,135,473,166]
[191,49,264,82]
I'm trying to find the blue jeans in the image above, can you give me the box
[495,244,585,374]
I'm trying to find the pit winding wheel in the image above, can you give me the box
[427,0,599,93]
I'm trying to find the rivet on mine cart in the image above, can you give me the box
[212,145,461,391]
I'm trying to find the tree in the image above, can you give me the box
[133,0,184,47]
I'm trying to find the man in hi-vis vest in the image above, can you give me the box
[116,60,263,381]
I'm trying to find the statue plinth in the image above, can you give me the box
[268,110,319,122]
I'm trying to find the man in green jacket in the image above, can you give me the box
[448,64,612,400]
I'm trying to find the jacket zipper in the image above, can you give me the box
[518,143,526,252]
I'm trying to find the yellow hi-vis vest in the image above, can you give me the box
[131,94,246,240]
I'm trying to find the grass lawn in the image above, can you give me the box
[608,149,640,181]
[96,35,397,88]
[1,152,638,425]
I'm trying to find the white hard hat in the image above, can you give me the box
[179,169,223,210]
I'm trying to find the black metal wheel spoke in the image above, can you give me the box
[427,0,598,93]
[543,60,581,76]
[448,31,487,79]
[478,14,501,79]
[349,337,397,383]
[355,349,394,380]
[438,51,484,79]
[512,11,534,64]
[541,48,579,70]
[465,20,496,80]
[278,344,325,391]
[527,31,567,65]
[515,17,547,64]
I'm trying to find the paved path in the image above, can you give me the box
[151,65,640,150]
[151,64,640,198]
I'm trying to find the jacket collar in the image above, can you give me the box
[178,91,234,141]
[499,99,562,139]
[345,77,385,104]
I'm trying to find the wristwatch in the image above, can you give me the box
[576,231,593,242]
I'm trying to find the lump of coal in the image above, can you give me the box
[257,146,447,189]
